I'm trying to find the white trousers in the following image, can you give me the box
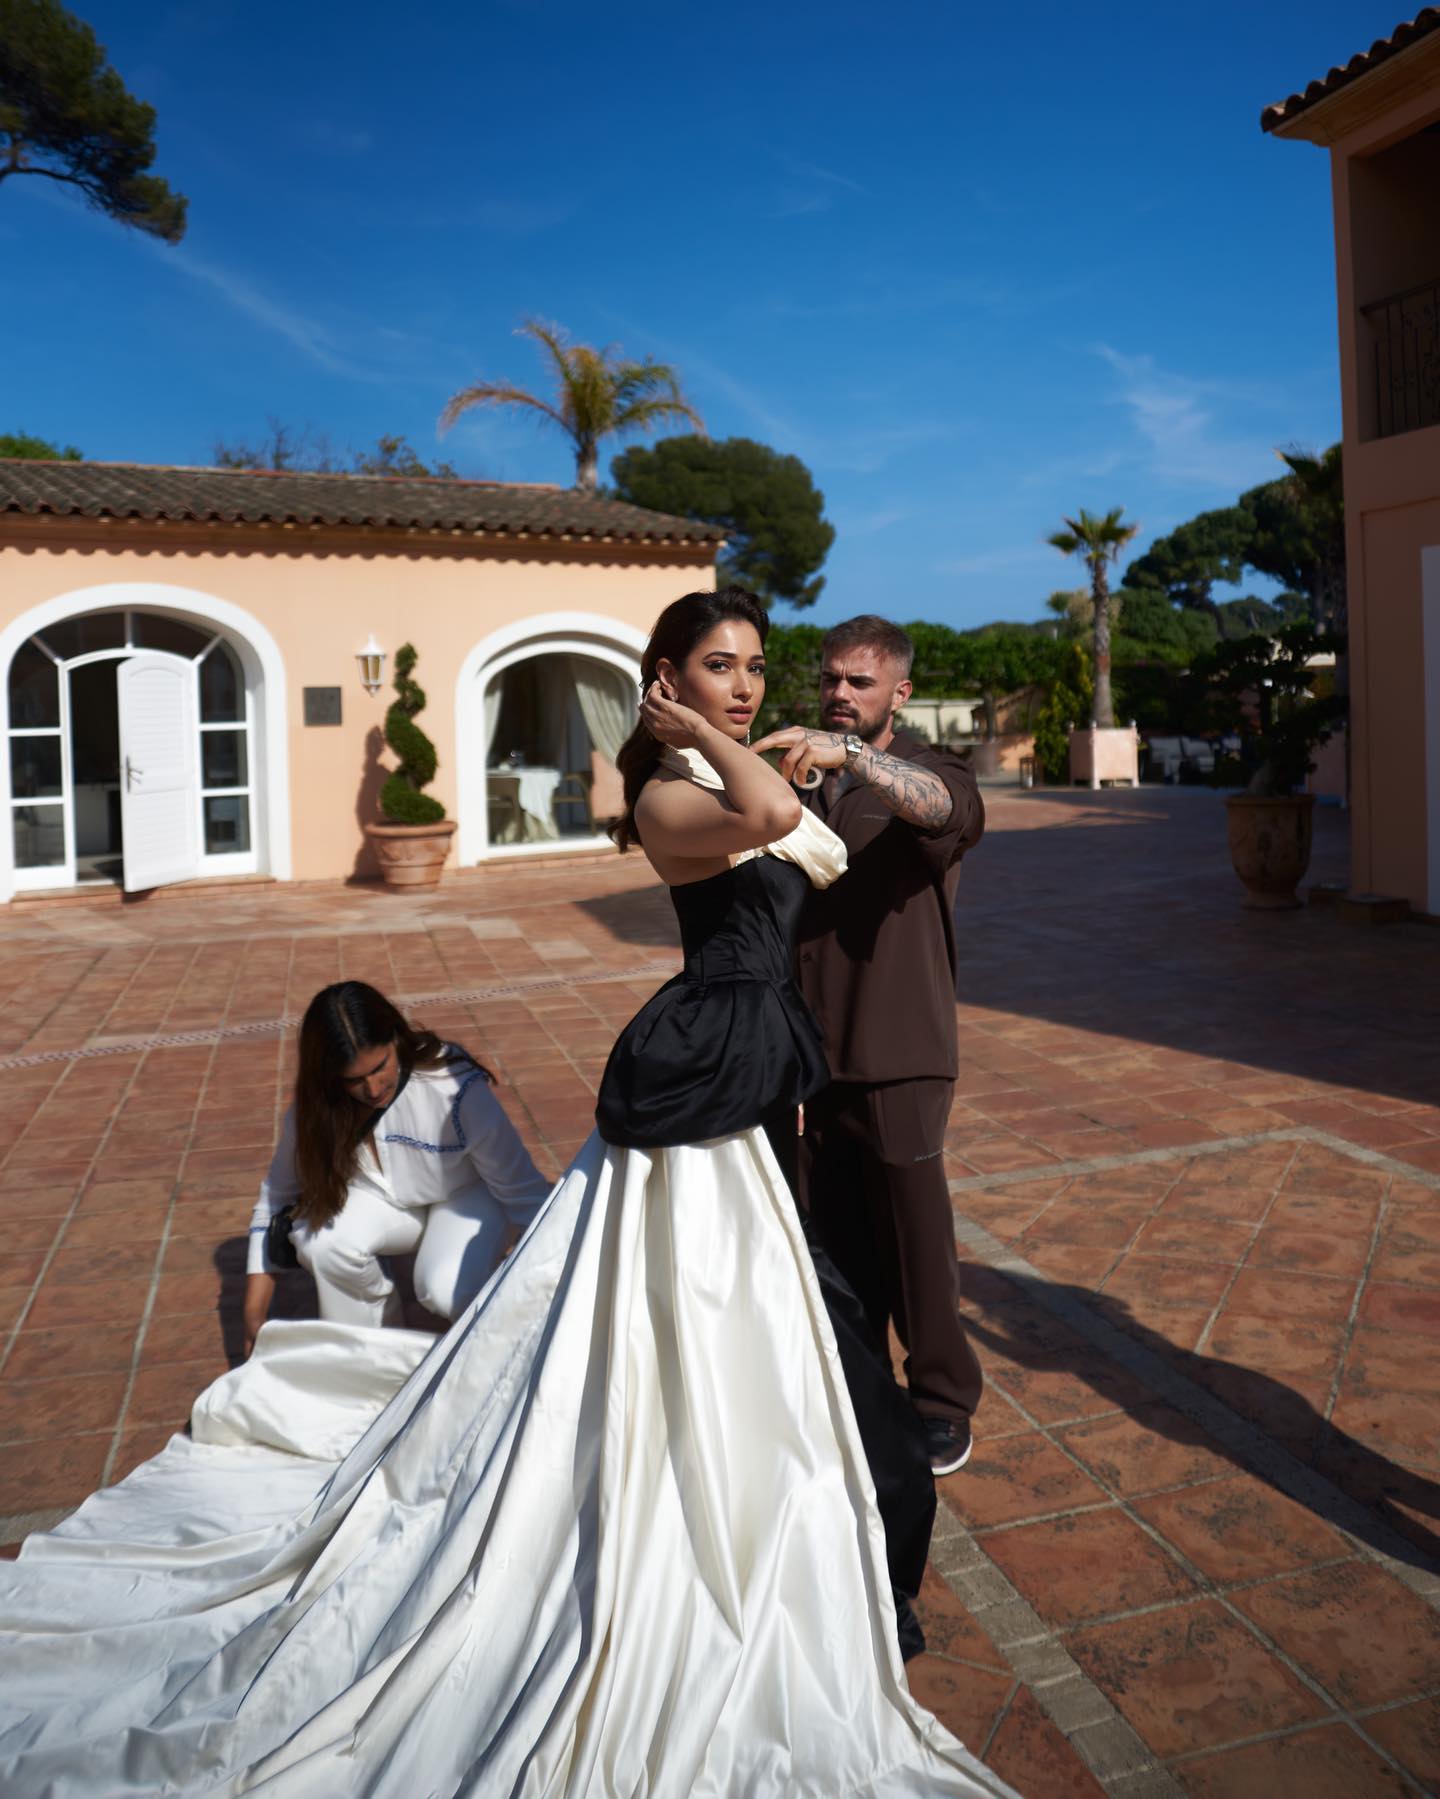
[292,1182,514,1329]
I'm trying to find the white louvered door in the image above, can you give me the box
[118,655,199,892]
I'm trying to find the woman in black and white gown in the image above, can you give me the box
[0,587,1014,1798]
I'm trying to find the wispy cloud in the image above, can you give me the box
[1093,345,1290,490]
[819,422,959,475]
[304,120,375,156]
[598,312,960,478]
[1016,445,1129,490]
[468,197,574,235]
[763,270,1095,324]
[936,545,1060,577]
[773,191,833,219]
[839,505,910,537]
[601,316,807,448]
[11,178,383,384]
[771,154,870,218]
[162,246,390,382]
[784,159,869,197]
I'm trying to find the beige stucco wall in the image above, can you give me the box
[0,522,714,887]
[1325,88,1440,914]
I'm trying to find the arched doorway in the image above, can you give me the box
[456,615,644,864]
[0,586,290,899]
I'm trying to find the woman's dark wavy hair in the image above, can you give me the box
[292,981,490,1229]
[610,585,770,852]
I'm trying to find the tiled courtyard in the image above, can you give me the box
[1,785,1438,1796]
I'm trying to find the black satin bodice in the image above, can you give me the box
[595,856,830,1149]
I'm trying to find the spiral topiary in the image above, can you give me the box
[380,643,447,825]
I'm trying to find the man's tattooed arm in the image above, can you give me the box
[756,726,957,830]
[852,743,954,830]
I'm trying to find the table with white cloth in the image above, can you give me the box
[488,766,560,841]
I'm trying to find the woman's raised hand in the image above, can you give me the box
[640,679,709,749]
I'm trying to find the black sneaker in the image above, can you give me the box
[925,1417,973,1477]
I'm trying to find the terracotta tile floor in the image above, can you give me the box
[2,787,1439,1794]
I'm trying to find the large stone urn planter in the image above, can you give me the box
[1224,794,1315,910]
[365,819,457,890]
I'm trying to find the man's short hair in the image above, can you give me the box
[821,615,914,679]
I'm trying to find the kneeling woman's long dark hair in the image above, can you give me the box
[292,982,489,1230]
[611,585,769,852]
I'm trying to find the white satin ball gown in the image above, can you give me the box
[0,752,1015,1799]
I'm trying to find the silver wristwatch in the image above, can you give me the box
[841,733,865,767]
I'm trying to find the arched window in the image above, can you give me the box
[6,609,255,884]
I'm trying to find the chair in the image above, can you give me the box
[551,771,594,835]
[1144,736,1184,782]
[487,774,522,844]
[1179,736,1216,777]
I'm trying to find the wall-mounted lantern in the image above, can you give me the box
[356,635,386,695]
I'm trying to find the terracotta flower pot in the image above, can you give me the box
[365,820,457,890]
[1223,794,1315,911]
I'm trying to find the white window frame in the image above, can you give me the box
[454,613,646,867]
[5,610,258,891]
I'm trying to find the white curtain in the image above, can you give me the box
[568,657,632,766]
[482,678,502,764]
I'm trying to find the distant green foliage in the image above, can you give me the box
[212,420,460,477]
[1238,447,1344,631]
[1111,448,1343,658]
[760,617,1067,744]
[1213,595,1298,639]
[351,434,459,478]
[612,436,835,610]
[0,0,187,241]
[0,429,80,459]
[380,644,446,825]
[755,622,825,732]
[1120,507,1255,618]
[1194,623,1346,796]
[1032,644,1094,782]
[1110,585,1218,664]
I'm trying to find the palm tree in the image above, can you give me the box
[439,319,704,492]
[1046,507,1139,729]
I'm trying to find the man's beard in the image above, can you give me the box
[824,706,890,744]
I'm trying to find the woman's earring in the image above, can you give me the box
[745,727,752,746]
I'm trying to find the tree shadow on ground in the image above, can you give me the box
[964,1263,1440,1573]
[573,886,681,951]
[955,794,1440,1113]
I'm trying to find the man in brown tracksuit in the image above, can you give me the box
[755,615,985,1475]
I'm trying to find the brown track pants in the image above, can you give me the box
[799,1077,983,1426]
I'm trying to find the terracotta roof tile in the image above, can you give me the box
[0,461,726,546]
[1262,7,1440,131]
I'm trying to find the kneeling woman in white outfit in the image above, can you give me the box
[243,981,552,1350]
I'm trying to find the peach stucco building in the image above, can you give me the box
[0,463,721,902]
[1264,9,1440,916]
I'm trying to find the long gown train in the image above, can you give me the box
[0,1129,1012,1796]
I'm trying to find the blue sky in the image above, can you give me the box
[1,0,1391,627]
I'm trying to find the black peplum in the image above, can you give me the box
[596,856,829,1149]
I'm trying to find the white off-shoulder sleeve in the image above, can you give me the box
[458,1075,554,1224]
[247,1105,303,1276]
[659,745,848,889]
